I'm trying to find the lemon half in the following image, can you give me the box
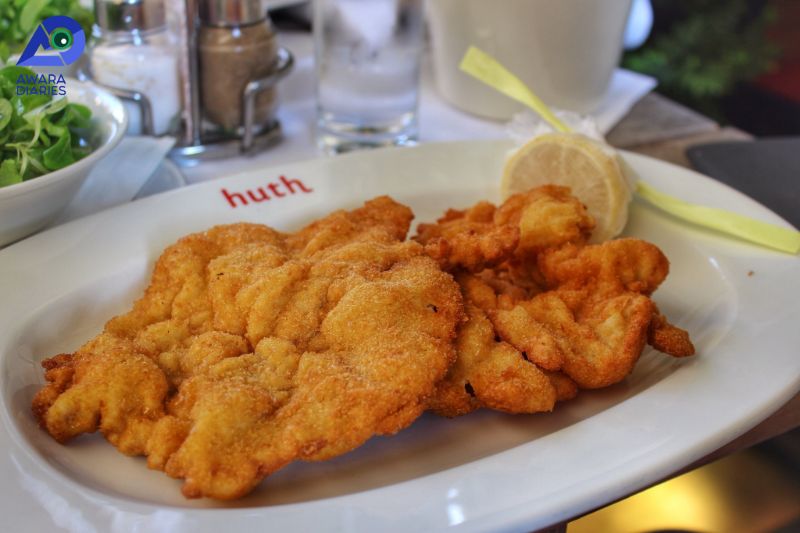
[501,133,633,242]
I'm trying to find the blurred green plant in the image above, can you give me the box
[0,0,94,63]
[623,0,779,119]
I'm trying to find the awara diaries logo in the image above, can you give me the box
[15,15,86,96]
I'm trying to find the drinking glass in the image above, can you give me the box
[314,0,424,154]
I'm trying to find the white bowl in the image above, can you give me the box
[0,79,127,246]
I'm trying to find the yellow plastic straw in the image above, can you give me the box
[636,182,800,253]
[459,47,570,133]
[459,46,800,254]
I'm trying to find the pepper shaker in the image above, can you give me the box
[198,0,279,131]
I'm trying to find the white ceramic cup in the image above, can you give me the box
[426,0,633,120]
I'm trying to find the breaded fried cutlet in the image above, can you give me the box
[33,197,464,499]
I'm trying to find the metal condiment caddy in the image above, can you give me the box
[80,0,294,165]
[171,45,293,165]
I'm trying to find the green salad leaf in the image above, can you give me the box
[43,130,74,170]
[19,0,49,34]
[0,0,94,63]
[0,98,11,131]
[0,65,94,188]
[0,159,21,187]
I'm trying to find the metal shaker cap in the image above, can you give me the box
[199,0,266,27]
[94,0,166,32]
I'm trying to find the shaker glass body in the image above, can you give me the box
[89,29,181,136]
[198,21,278,131]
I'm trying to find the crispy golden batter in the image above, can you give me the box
[428,276,557,417]
[544,370,579,402]
[33,197,464,500]
[537,239,670,296]
[498,240,693,389]
[494,288,656,389]
[414,185,592,273]
[414,201,520,272]
[420,188,695,415]
[495,185,595,258]
[648,307,696,357]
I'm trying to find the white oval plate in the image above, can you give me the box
[0,140,798,533]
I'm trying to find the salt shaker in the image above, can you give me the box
[89,0,182,136]
[198,0,278,131]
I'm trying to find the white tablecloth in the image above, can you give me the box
[181,32,655,184]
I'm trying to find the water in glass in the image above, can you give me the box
[314,0,423,153]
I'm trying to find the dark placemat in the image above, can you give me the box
[686,137,800,228]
